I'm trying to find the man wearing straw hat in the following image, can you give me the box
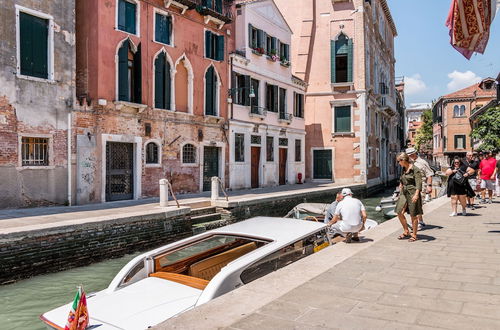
[406,147,433,230]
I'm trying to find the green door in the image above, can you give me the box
[203,146,219,191]
[313,150,332,180]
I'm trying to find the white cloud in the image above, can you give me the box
[447,70,481,91]
[404,74,427,95]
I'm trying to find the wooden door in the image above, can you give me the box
[203,146,219,191]
[279,148,287,185]
[106,142,134,201]
[251,147,260,188]
[313,149,332,180]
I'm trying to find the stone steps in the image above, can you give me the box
[191,212,221,225]
[192,218,232,235]
[190,206,217,217]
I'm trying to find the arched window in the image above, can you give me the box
[331,33,353,83]
[182,144,196,164]
[118,40,141,103]
[453,105,465,117]
[459,105,465,116]
[145,142,159,164]
[154,52,171,109]
[205,66,218,116]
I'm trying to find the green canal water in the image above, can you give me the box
[0,191,391,330]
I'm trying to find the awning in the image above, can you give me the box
[446,0,499,59]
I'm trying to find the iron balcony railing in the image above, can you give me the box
[279,112,293,121]
[193,0,234,23]
[250,106,267,116]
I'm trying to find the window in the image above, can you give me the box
[266,35,277,57]
[248,24,260,50]
[240,230,329,285]
[279,42,289,62]
[21,137,49,166]
[250,79,260,112]
[182,144,196,163]
[266,136,274,162]
[368,147,372,167]
[118,0,137,34]
[145,142,159,164]
[235,133,245,162]
[279,88,287,119]
[376,148,380,166]
[251,135,261,144]
[234,73,250,106]
[154,52,171,109]
[454,135,466,149]
[205,30,224,61]
[155,13,172,45]
[18,11,50,79]
[205,66,218,116]
[331,33,353,83]
[266,83,279,112]
[118,40,141,103]
[293,92,304,118]
[201,0,223,14]
[453,105,465,117]
[295,139,301,162]
[334,106,351,133]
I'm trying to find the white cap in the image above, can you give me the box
[341,188,353,196]
[405,147,417,155]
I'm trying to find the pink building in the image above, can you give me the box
[74,0,234,204]
[275,0,400,187]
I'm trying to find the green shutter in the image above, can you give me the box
[279,88,286,117]
[273,85,279,113]
[215,0,222,13]
[118,41,129,101]
[154,53,165,109]
[251,79,259,109]
[205,30,212,58]
[330,40,335,83]
[248,24,253,48]
[244,75,251,106]
[257,29,263,49]
[20,13,48,79]
[118,0,126,31]
[125,1,136,34]
[262,32,268,53]
[335,106,351,132]
[166,16,172,45]
[155,14,171,44]
[133,44,142,103]
[165,60,171,110]
[271,37,277,53]
[202,0,210,8]
[284,44,289,60]
[347,38,353,82]
[205,67,215,115]
[216,35,224,61]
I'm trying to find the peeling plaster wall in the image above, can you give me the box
[0,0,75,208]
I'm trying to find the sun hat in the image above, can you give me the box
[405,147,417,155]
[341,188,353,196]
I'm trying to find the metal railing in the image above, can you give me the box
[250,106,267,116]
[279,112,293,121]
[192,0,234,22]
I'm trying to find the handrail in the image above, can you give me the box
[216,177,229,201]
[167,181,180,208]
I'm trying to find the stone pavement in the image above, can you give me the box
[158,197,500,330]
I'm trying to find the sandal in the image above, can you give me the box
[397,233,411,240]
[408,235,418,242]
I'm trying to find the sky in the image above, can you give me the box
[386,0,500,106]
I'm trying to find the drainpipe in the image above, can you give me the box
[67,111,72,206]
[230,56,234,120]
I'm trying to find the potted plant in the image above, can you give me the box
[268,49,278,61]
[280,56,290,66]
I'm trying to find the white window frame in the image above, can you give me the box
[152,48,175,111]
[17,133,54,169]
[116,0,140,37]
[181,142,198,167]
[15,5,55,82]
[204,28,224,62]
[144,139,162,167]
[330,101,355,134]
[153,7,174,47]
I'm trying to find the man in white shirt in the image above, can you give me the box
[324,192,344,224]
[328,188,367,243]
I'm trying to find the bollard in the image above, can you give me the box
[159,179,169,207]
[211,176,219,201]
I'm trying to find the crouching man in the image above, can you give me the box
[328,188,367,243]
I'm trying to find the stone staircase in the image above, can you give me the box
[190,206,232,234]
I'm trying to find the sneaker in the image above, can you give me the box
[351,235,360,242]
[449,212,457,217]
[418,222,426,230]
[488,199,493,204]
[470,204,476,210]
[461,209,467,216]
[345,233,353,243]
[480,199,486,204]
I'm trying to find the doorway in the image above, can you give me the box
[251,146,260,188]
[279,148,287,185]
[313,149,332,180]
[203,146,219,191]
[105,142,134,201]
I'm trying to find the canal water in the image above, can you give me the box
[0,191,391,330]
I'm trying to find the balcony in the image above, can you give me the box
[164,0,197,14]
[193,0,234,28]
[278,112,293,124]
[249,106,267,119]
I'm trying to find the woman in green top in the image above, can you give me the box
[395,152,423,242]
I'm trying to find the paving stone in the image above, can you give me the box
[462,283,500,295]
[296,308,390,329]
[400,286,442,299]
[414,279,462,291]
[436,266,497,277]
[462,302,500,320]
[349,301,421,324]
[231,312,336,330]
[255,299,314,322]
[356,280,405,294]
[301,282,384,302]
[377,293,463,314]
[439,289,500,304]
[439,273,491,284]
[278,284,360,312]
[416,310,500,329]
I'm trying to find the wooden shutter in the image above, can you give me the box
[262,31,268,53]
[279,88,286,117]
[216,35,224,61]
[205,30,212,58]
[166,16,172,45]
[335,106,351,132]
[118,0,126,31]
[330,40,336,83]
[165,60,171,110]
[248,24,253,48]
[205,67,215,115]
[202,0,210,8]
[118,41,129,101]
[273,85,279,113]
[20,13,48,79]
[251,79,259,109]
[133,44,142,103]
[154,53,165,109]
[284,44,290,60]
[271,37,277,53]
[125,1,136,34]
[257,29,264,49]
[347,38,353,82]
[215,0,222,13]
[244,75,251,106]
[155,14,170,45]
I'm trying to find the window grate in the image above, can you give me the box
[146,142,159,164]
[182,144,196,163]
[279,138,288,146]
[251,135,261,145]
[22,137,49,166]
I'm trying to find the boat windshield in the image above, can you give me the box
[156,235,267,269]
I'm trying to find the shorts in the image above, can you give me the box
[330,222,363,237]
[468,179,477,191]
[480,179,494,190]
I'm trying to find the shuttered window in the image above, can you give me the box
[279,88,287,119]
[205,66,217,116]
[155,13,172,45]
[251,79,259,111]
[118,0,137,35]
[235,133,245,162]
[295,139,301,162]
[266,83,278,112]
[118,41,141,103]
[205,31,224,61]
[19,12,48,79]
[154,52,171,109]
[331,33,353,83]
[294,92,304,118]
[334,106,351,133]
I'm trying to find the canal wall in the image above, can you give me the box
[0,207,191,284]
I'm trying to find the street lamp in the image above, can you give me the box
[227,86,255,104]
